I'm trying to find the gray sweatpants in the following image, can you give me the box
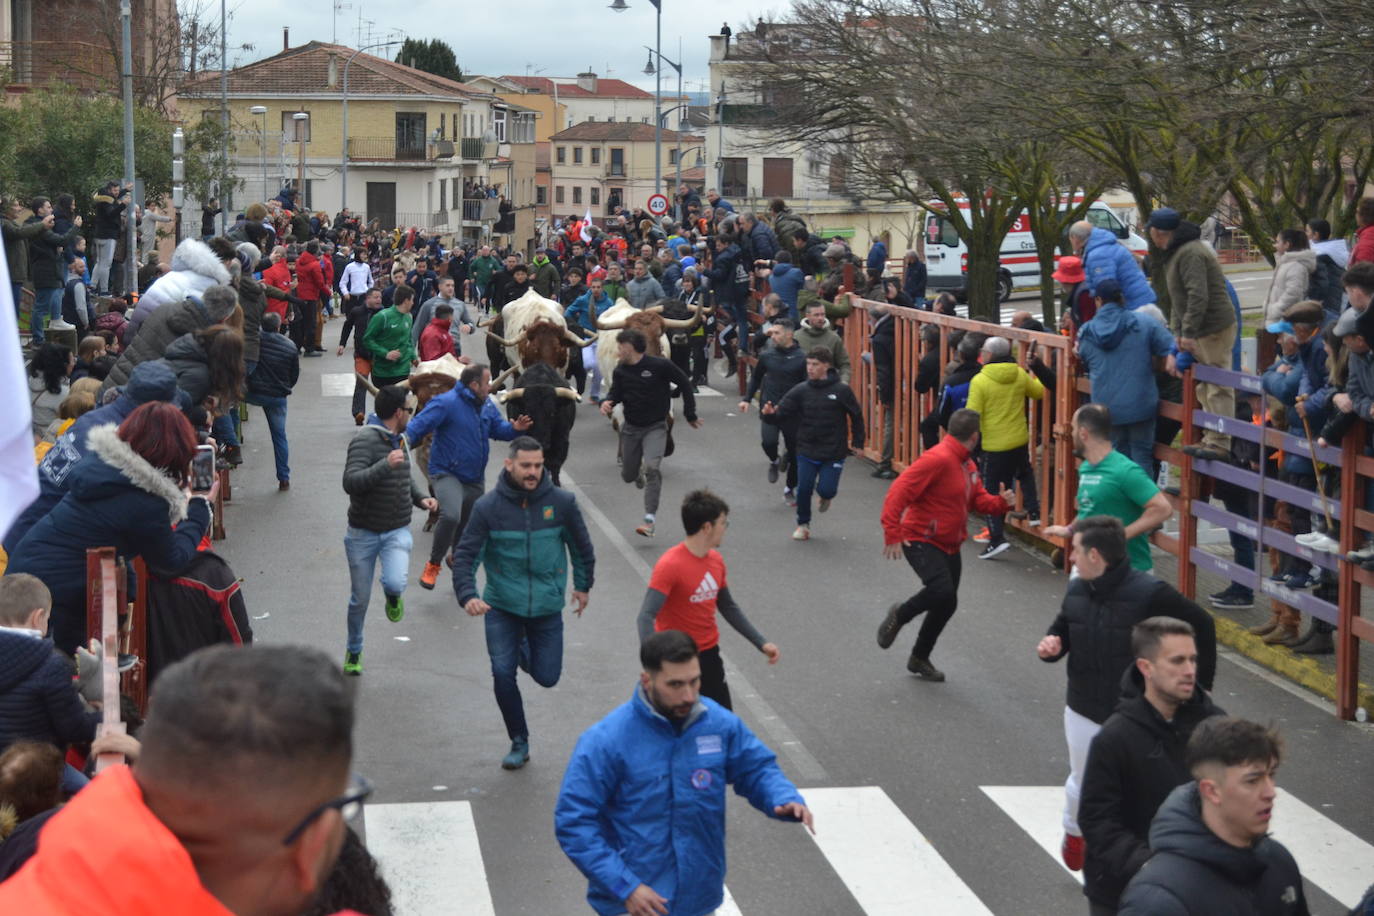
[430,474,486,565]
[620,420,668,517]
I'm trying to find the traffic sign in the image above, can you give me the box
[647,193,669,217]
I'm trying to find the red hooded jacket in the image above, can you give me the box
[1352,224,1374,267]
[880,435,1009,553]
[418,317,457,362]
[295,251,327,301]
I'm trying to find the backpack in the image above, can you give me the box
[1306,253,1344,315]
[143,551,252,687]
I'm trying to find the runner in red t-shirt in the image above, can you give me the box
[637,490,779,709]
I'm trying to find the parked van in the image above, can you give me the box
[922,200,1146,302]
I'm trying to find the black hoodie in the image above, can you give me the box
[765,368,864,460]
[1119,782,1308,915]
[1080,665,1225,907]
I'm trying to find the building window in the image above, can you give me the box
[493,108,507,142]
[395,112,427,160]
[439,179,447,213]
[454,109,461,140]
[440,113,446,138]
[591,187,600,206]
[641,117,649,123]
[590,147,601,165]
[722,157,748,198]
[668,149,679,165]
[282,110,310,142]
[556,146,566,164]
[607,116,616,123]
[556,186,565,204]
[536,186,547,206]
[762,157,794,198]
[573,147,583,164]
[573,186,583,205]
[587,116,596,122]
[609,148,625,177]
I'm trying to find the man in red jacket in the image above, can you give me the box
[293,241,328,356]
[876,408,1013,681]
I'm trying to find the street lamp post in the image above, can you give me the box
[250,105,268,204]
[219,0,230,235]
[611,0,664,198]
[342,40,402,216]
[293,112,309,210]
[119,0,137,294]
[171,128,184,244]
[645,44,684,213]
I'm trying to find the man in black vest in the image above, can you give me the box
[1036,516,1217,875]
[1078,617,1224,914]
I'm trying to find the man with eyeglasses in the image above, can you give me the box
[0,644,365,915]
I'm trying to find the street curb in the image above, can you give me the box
[1213,615,1374,712]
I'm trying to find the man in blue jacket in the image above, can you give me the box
[406,362,532,590]
[764,250,804,321]
[556,630,812,916]
[1071,221,1156,309]
[1076,278,1176,473]
[453,437,594,770]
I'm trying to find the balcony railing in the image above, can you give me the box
[462,199,500,222]
[606,164,627,178]
[461,137,487,160]
[347,137,428,162]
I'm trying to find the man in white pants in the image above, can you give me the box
[1035,516,1216,874]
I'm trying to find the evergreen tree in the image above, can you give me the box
[395,38,463,83]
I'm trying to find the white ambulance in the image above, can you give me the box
[922,199,1147,302]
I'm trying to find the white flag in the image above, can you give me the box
[0,252,38,545]
[580,208,593,244]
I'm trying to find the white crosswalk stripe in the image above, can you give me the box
[982,784,1374,909]
[362,784,1370,914]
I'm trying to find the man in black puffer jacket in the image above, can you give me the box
[1079,617,1224,914]
[339,386,437,676]
[1119,717,1307,916]
[762,346,863,541]
[740,318,807,499]
[246,312,300,488]
[1037,515,1216,874]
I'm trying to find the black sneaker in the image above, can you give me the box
[978,541,1010,560]
[877,603,904,649]
[871,464,897,479]
[1209,590,1254,610]
[907,656,946,681]
[1182,444,1229,463]
[767,460,779,484]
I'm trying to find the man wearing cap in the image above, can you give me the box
[1147,207,1237,462]
[1076,278,1177,473]
[1070,220,1156,309]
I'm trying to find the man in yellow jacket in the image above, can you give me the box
[967,336,1044,558]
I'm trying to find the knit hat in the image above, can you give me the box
[823,243,847,259]
[124,360,180,404]
[1146,208,1181,231]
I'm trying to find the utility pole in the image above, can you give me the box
[220,0,230,235]
[119,0,137,295]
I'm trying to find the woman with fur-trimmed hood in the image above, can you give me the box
[126,237,234,337]
[5,403,213,655]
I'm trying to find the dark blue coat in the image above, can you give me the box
[7,424,210,652]
[247,329,300,399]
[0,630,99,755]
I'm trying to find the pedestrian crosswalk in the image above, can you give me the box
[364,784,1369,914]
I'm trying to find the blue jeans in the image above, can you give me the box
[11,282,24,321]
[344,526,413,653]
[212,412,240,448]
[795,454,845,525]
[29,286,62,342]
[246,393,289,482]
[1112,418,1157,475]
[484,608,563,741]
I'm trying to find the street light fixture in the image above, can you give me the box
[643,40,684,208]
[608,0,629,10]
[607,0,666,199]
[293,112,309,210]
[249,105,268,204]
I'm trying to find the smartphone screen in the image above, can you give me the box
[191,444,216,492]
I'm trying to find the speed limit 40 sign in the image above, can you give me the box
[647,193,669,217]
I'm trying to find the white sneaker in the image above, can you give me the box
[1347,542,1374,562]
[48,319,75,331]
[792,525,810,541]
[1295,531,1340,553]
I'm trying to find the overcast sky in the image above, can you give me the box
[221,1,786,96]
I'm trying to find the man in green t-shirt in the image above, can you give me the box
[1045,404,1172,571]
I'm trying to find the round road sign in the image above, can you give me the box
[647,193,669,216]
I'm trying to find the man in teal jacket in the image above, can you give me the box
[555,630,812,916]
[453,437,595,770]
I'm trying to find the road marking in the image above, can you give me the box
[980,786,1082,883]
[366,801,496,916]
[322,372,357,397]
[719,888,743,915]
[1271,788,1374,908]
[560,471,828,783]
[803,786,993,915]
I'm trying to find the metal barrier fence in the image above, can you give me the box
[838,295,1372,720]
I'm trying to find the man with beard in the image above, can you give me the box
[1045,403,1173,573]
[555,630,812,916]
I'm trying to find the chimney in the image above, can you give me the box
[283,27,289,51]
[576,70,597,93]
[327,52,339,88]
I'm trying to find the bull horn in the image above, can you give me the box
[554,387,582,401]
[485,331,511,346]
[492,365,518,389]
[498,387,525,403]
[356,372,379,396]
[646,303,665,313]
[596,315,628,330]
[477,314,500,328]
[396,378,411,389]
[661,312,698,329]
[564,328,594,347]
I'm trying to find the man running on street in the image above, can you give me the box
[406,362,532,589]
[739,318,807,504]
[555,630,812,916]
[761,347,864,541]
[600,327,700,538]
[637,490,780,710]
[877,408,1014,681]
[453,437,595,770]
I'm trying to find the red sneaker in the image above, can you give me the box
[973,527,991,544]
[1061,833,1085,871]
[420,561,441,590]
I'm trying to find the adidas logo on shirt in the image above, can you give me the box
[689,571,719,603]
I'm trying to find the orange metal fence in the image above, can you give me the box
[839,295,1372,720]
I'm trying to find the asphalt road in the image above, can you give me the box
[221,323,1370,916]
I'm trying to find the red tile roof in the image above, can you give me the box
[181,41,491,100]
[550,122,702,142]
[502,75,654,99]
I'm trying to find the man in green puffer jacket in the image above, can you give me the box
[453,436,595,771]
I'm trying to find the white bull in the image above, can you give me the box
[480,288,580,381]
[593,298,703,388]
